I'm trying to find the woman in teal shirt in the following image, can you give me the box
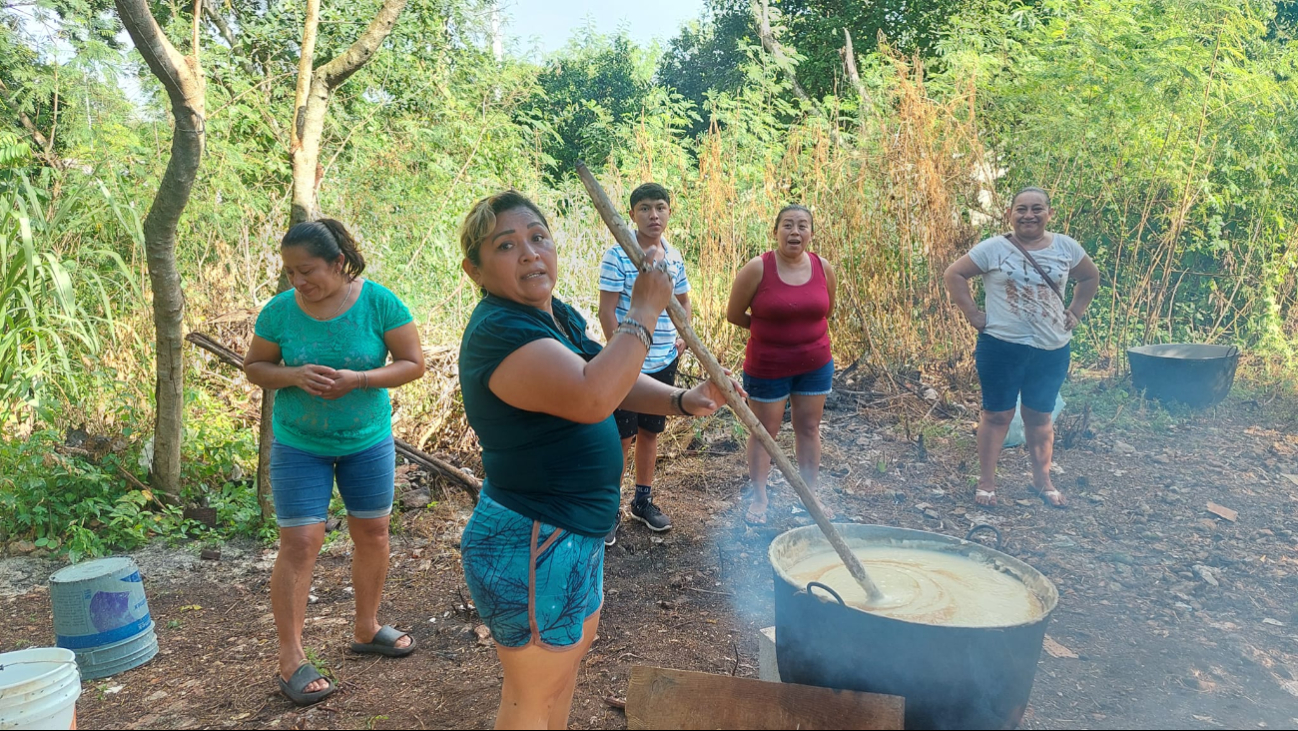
[245,219,425,705]
[457,191,739,729]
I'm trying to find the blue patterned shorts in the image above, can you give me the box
[460,493,604,649]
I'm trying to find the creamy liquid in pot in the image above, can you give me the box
[787,546,1043,627]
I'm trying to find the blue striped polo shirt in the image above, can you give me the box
[597,239,691,374]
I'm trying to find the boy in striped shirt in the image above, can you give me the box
[597,183,692,545]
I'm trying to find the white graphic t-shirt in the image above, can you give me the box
[967,233,1088,351]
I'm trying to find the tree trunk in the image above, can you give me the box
[115,0,206,501]
[254,0,408,521]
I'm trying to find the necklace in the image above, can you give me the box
[299,279,353,321]
[551,311,572,343]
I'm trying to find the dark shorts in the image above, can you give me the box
[974,333,1070,413]
[742,358,835,403]
[614,357,679,439]
[461,493,604,649]
[269,435,395,528]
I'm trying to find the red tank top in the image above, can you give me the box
[743,251,833,379]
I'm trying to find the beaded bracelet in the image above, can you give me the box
[614,322,651,350]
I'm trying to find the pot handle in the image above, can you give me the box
[805,581,847,606]
[1226,344,1239,359]
[965,524,1003,550]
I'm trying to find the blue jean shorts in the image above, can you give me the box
[269,434,395,528]
[743,358,834,403]
[974,334,1071,413]
[460,493,604,649]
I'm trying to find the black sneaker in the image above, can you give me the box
[604,511,622,547]
[630,499,672,532]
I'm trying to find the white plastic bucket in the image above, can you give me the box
[0,647,80,730]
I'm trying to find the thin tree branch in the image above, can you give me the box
[753,0,811,103]
[290,0,321,153]
[201,0,238,49]
[0,78,58,166]
[841,27,868,105]
[198,0,282,141]
[752,0,842,147]
[192,0,201,64]
[316,0,408,91]
[842,28,861,85]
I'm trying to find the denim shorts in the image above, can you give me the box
[269,434,395,528]
[742,358,834,403]
[974,334,1070,413]
[460,493,604,649]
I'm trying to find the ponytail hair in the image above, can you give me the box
[281,218,366,278]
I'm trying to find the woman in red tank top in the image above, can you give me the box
[726,205,838,525]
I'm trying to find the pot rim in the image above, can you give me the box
[1127,343,1239,361]
[769,523,1060,630]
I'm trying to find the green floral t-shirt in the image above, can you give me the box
[254,280,413,456]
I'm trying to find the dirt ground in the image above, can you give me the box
[3,374,1298,730]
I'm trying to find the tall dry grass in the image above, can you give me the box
[592,53,988,394]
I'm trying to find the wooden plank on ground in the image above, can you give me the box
[625,666,904,730]
[1206,501,1237,522]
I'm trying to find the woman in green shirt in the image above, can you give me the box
[244,219,426,705]
[457,191,738,729]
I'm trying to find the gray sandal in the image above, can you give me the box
[278,662,336,706]
[349,625,416,657]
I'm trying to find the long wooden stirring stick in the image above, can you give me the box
[575,162,885,604]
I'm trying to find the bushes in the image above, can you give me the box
[0,393,267,561]
[5,0,1298,559]
[0,431,177,561]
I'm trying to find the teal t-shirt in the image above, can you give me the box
[458,294,623,538]
[254,279,413,456]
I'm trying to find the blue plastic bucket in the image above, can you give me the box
[49,558,158,680]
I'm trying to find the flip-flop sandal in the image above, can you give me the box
[744,505,768,526]
[349,625,416,657]
[975,489,997,506]
[1031,486,1068,509]
[278,662,336,707]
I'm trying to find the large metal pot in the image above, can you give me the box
[1127,343,1239,408]
[769,524,1059,730]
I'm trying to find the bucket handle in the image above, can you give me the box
[1226,344,1239,359]
[805,581,847,606]
[0,659,78,672]
[965,524,1003,550]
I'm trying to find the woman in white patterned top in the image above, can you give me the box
[944,187,1100,509]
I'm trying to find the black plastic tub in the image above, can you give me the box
[1127,343,1239,408]
[769,524,1058,730]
